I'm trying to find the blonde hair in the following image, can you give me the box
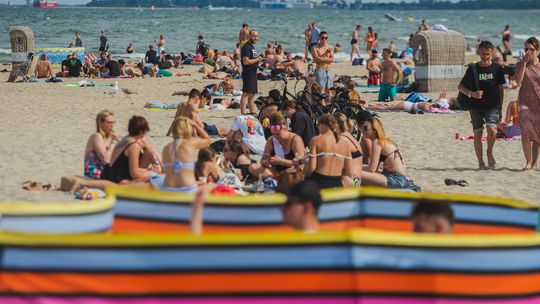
[96,110,114,139]
[318,113,340,142]
[172,116,193,141]
[370,117,394,148]
[334,112,354,133]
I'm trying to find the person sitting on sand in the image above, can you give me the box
[102,54,121,77]
[361,116,412,189]
[411,200,454,234]
[280,99,316,148]
[227,114,267,156]
[151,117,211,193]
[366,49,381,86]
[195,148,220,184]
[167,89,204,136]
[334,113,362,187]
[69,116,162,193]
[84,110,120,179]
[252,112,306,180]
[280,56,307,77]
[35,54,53,79]
[302,114,352,189]
[222,139,256,181]
[339,79,361,104]
[497,100,521,138]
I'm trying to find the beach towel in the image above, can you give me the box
[65,83,112,88]
[428,108,454,114]
[100,75,133,79]
[457,135,520,141]
[404,92,429,103]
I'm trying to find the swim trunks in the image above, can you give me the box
[350,38,358,45]
[378,83,397,101]
[315,68,334,90]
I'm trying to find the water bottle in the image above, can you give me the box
[257,175,264,194]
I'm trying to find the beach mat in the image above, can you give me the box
[457,135,520,141]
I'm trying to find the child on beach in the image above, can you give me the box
[195,148,220,184]
[458,40,505,170]
[378,49,402,101]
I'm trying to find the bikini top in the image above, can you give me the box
[343,135,362,160]
[163,139,195,173]
[311,152,352,160]
[380,147,403,163]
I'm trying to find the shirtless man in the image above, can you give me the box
[350,25,362,62]
[312,31,334,105]
[239,23,249,48]
[35,54,53,79]
[366,49,381,86]
[281,56,307,76]
[378,48,402,101]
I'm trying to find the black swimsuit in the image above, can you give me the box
[344,135,362,159]
[271,135,298,172]
[102,143,134,183]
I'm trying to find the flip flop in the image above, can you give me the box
[456,180,469,187]
[444,178,469,187]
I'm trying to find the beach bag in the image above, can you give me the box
[278,168,304,189]
[457,63,479,110]
[352,58,363,66]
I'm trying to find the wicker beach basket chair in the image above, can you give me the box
[8,26,35,82]
[411,30,466,93]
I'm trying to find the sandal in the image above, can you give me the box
[444,178,469,187]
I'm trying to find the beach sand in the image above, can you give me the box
[0,57,538,205]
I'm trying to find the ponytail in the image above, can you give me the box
[319,113,341,142]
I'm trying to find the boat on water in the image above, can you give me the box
[385,13,401,21]
[260,0,314,9]
[203,4,238,10]
[32,0,58,8]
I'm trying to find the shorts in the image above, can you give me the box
[378,83,397,101]
[469,107,500,132]
[382,170,407,188]
[242,71,258,94]
[158,69,173,77]
[308,172,342,189]
[315,68,334,90]
[350,39,358,45]
[367,73,379,86]
[309,42,317,53]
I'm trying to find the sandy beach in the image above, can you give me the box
[0,57,538,206]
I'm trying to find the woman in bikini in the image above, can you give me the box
[84,110,119,180]
[69,116,162,192]
[498,100,521,138]
[152,116,211,193]
[223,139,256,181]
[365,26,375,55]
[502,25,512,57]
[254,112,305,179]
[334,113,362,187]
[360,116,409,188]
[305,114,352,189]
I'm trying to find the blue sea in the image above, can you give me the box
[0,6,539,63]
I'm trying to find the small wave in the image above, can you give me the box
[396,36,409,41]
[514,34,538,40]
[464,35,478,40]
[0,49,11,55]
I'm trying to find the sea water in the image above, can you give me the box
[0,6,539,63]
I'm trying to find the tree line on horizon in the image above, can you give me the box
[85,0,540,9]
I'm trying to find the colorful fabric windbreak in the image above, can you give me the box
[2,229,540,303]
[109,186,539,235]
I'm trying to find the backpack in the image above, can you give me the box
[199,42,209,57]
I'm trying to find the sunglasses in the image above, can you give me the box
[524,48,536,52]
[320,37,329,40]
[104,120,116,124]
[269,124,287,131]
